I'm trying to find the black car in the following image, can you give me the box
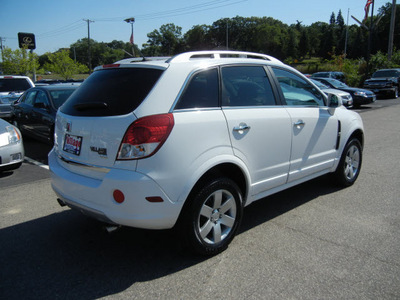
[363,69,400,98]
[12,84,79,144]
[312,77,376,108]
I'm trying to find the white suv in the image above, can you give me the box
[49,51,364,255]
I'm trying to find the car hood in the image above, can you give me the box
[322,88,350,96]
[338,87,375,95]
[365,77,397,83]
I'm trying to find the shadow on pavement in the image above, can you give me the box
[0,175,341,299]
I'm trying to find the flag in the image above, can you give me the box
[364,0,373,21]
[129,32,134,45]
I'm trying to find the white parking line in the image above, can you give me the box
[24,156,49,170]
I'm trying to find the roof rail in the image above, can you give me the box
[166,50,282,64]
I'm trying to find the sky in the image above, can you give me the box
[0,0,391,56]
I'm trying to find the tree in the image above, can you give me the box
[184,25,211,51]
[44,49,88,80]
[142,23,184,56]
[1,47,39,76]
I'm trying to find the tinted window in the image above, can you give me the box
[35,91,50,108]
[23,91,37,106]
[175,68,218,109]
[272,68,325,106]
[0,78,31,92]
[221,66,276,106]
[60,68,163,116]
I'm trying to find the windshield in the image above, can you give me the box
[373,70,400,78]
[311,79,329,89]
[328,79,348,89]
[0,78,32,92]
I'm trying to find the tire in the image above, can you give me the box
[393,87,399,99]
[333,138,362,187]
[180,177,243,256]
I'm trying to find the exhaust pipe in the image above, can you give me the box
[104,225,121,233]
[57,198,66,207]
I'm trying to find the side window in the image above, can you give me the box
[34,91,50,109]
[175,68,218,109]
[272,68,325,107]
[23,90,37,106]
[221,66,276,106]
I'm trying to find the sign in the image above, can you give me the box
[18,32,36,50]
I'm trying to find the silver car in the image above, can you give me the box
[0,118,24,171]
[311,79,353,108]
[0,75,35,120]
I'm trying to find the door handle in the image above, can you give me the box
[294,120,305,128]
[233,123,251,133]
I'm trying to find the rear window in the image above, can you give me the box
[50,89,77,109]
[60,68,163,116]
[0,78,32,92]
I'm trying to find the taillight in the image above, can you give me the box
[117,113,174,160]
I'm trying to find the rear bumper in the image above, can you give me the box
[48,149,183,229]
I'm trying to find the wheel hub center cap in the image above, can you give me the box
[211,209,220,222]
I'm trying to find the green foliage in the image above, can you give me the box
[368,50,400,74]
[68,38,137,69]
[142,23,184,56]
[44,49,88,80]
[1,47,39,75]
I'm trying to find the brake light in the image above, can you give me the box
[102,64,120,68]
[117,113,174,160]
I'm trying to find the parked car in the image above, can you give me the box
[363,68,400,98]
[311,71,346,83]
[310,79,353,107]
[313,77,376,108]
[0,118,24,171]
[12,84,79,144]
[49,51,364,255]
[0,75,35,120]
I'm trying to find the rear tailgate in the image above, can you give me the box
[55,111,135,169]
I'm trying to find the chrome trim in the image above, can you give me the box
[57,154,111,173]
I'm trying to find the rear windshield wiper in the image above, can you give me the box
[73,102,109,111]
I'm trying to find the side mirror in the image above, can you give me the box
[327,94,342,108]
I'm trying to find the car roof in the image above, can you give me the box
[106,50,284,71]
[29,84,79,91]
[0,75,31,79]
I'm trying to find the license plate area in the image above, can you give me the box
[63,134,83,156]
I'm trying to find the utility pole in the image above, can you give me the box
[344,8,350,57]
[226,20,229,50]
[83,19,94,73]
[0,37,5,62]
[388,0,397,60]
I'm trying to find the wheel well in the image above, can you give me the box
[178,163,248,222]
[349,129,364,149]
[192,163,247,200]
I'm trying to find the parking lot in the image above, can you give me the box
[1,99,400,299]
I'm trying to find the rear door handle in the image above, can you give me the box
[294,120,305,128]
[233,123,251,133]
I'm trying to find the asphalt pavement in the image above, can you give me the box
[1,99,399,299]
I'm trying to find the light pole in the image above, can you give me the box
[124,17,135,57]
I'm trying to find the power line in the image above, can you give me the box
[94,0,247,22]
[36,20,85,39]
